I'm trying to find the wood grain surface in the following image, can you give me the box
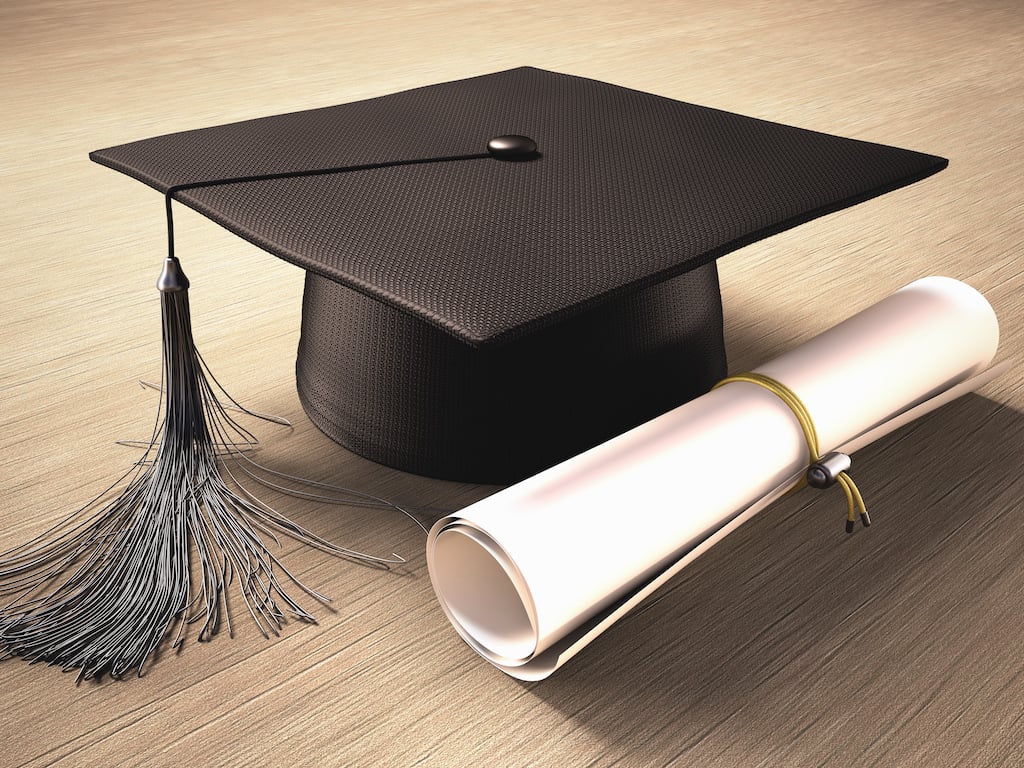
[1,1,1021,766]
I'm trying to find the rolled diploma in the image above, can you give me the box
[427,276,1000,679]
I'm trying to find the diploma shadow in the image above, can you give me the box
[524,393,1024,762]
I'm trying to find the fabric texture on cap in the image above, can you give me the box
[90,67,948,480]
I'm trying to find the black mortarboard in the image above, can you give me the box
[90,66,946,483]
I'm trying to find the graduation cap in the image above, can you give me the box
[89,66,946,484]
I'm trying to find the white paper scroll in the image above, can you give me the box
[427,277,1002,680]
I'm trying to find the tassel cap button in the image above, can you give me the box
[487,135,539,160]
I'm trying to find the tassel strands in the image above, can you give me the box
[0,257,407,682]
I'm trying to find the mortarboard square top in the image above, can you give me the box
[90,66,947,482]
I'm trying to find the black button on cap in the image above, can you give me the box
[487,135,538,160]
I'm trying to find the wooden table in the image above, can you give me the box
[2,1,1022,765]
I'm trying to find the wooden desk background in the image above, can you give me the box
[1,1,1021,765]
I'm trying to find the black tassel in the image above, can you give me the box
[0,256,411,682]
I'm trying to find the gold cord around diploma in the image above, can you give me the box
[713,372,870,532]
